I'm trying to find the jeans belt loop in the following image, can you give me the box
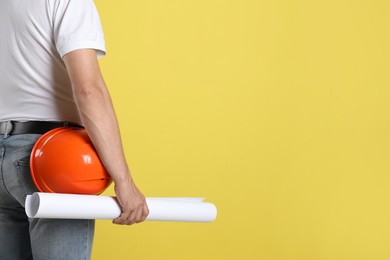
[3,121,14,138]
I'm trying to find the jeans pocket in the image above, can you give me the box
[16,156,39,205]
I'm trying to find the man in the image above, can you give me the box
[0,0,149,259]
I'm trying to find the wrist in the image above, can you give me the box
[113,173,133,186]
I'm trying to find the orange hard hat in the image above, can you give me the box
[30,127,112,195]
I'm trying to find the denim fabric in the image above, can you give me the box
[0,134,95,260]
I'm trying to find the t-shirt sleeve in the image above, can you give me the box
[52,0,106,58]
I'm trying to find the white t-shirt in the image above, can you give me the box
[0,0,106,124]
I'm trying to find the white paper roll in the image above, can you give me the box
[25,192,217,222]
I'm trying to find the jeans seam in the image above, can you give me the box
[15,161,29,202]
[15,146,36,205]
[0,146,14,199]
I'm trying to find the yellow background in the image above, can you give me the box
[92,0,390,259]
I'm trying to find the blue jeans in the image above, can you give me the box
[0,134,95,260]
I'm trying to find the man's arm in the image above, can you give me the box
[63,49,149,225]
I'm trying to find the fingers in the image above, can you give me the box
[113,210,134,225]
[112,182,149,225]
[142,203,150,221]
[113,202,149,225]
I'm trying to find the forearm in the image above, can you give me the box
[64,49,132,185]
[73,81,132,185]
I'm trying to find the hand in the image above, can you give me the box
[113,180,149,225]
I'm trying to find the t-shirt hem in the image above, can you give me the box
[59,41,106,59]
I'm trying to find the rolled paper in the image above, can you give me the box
[25,192,217,222]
